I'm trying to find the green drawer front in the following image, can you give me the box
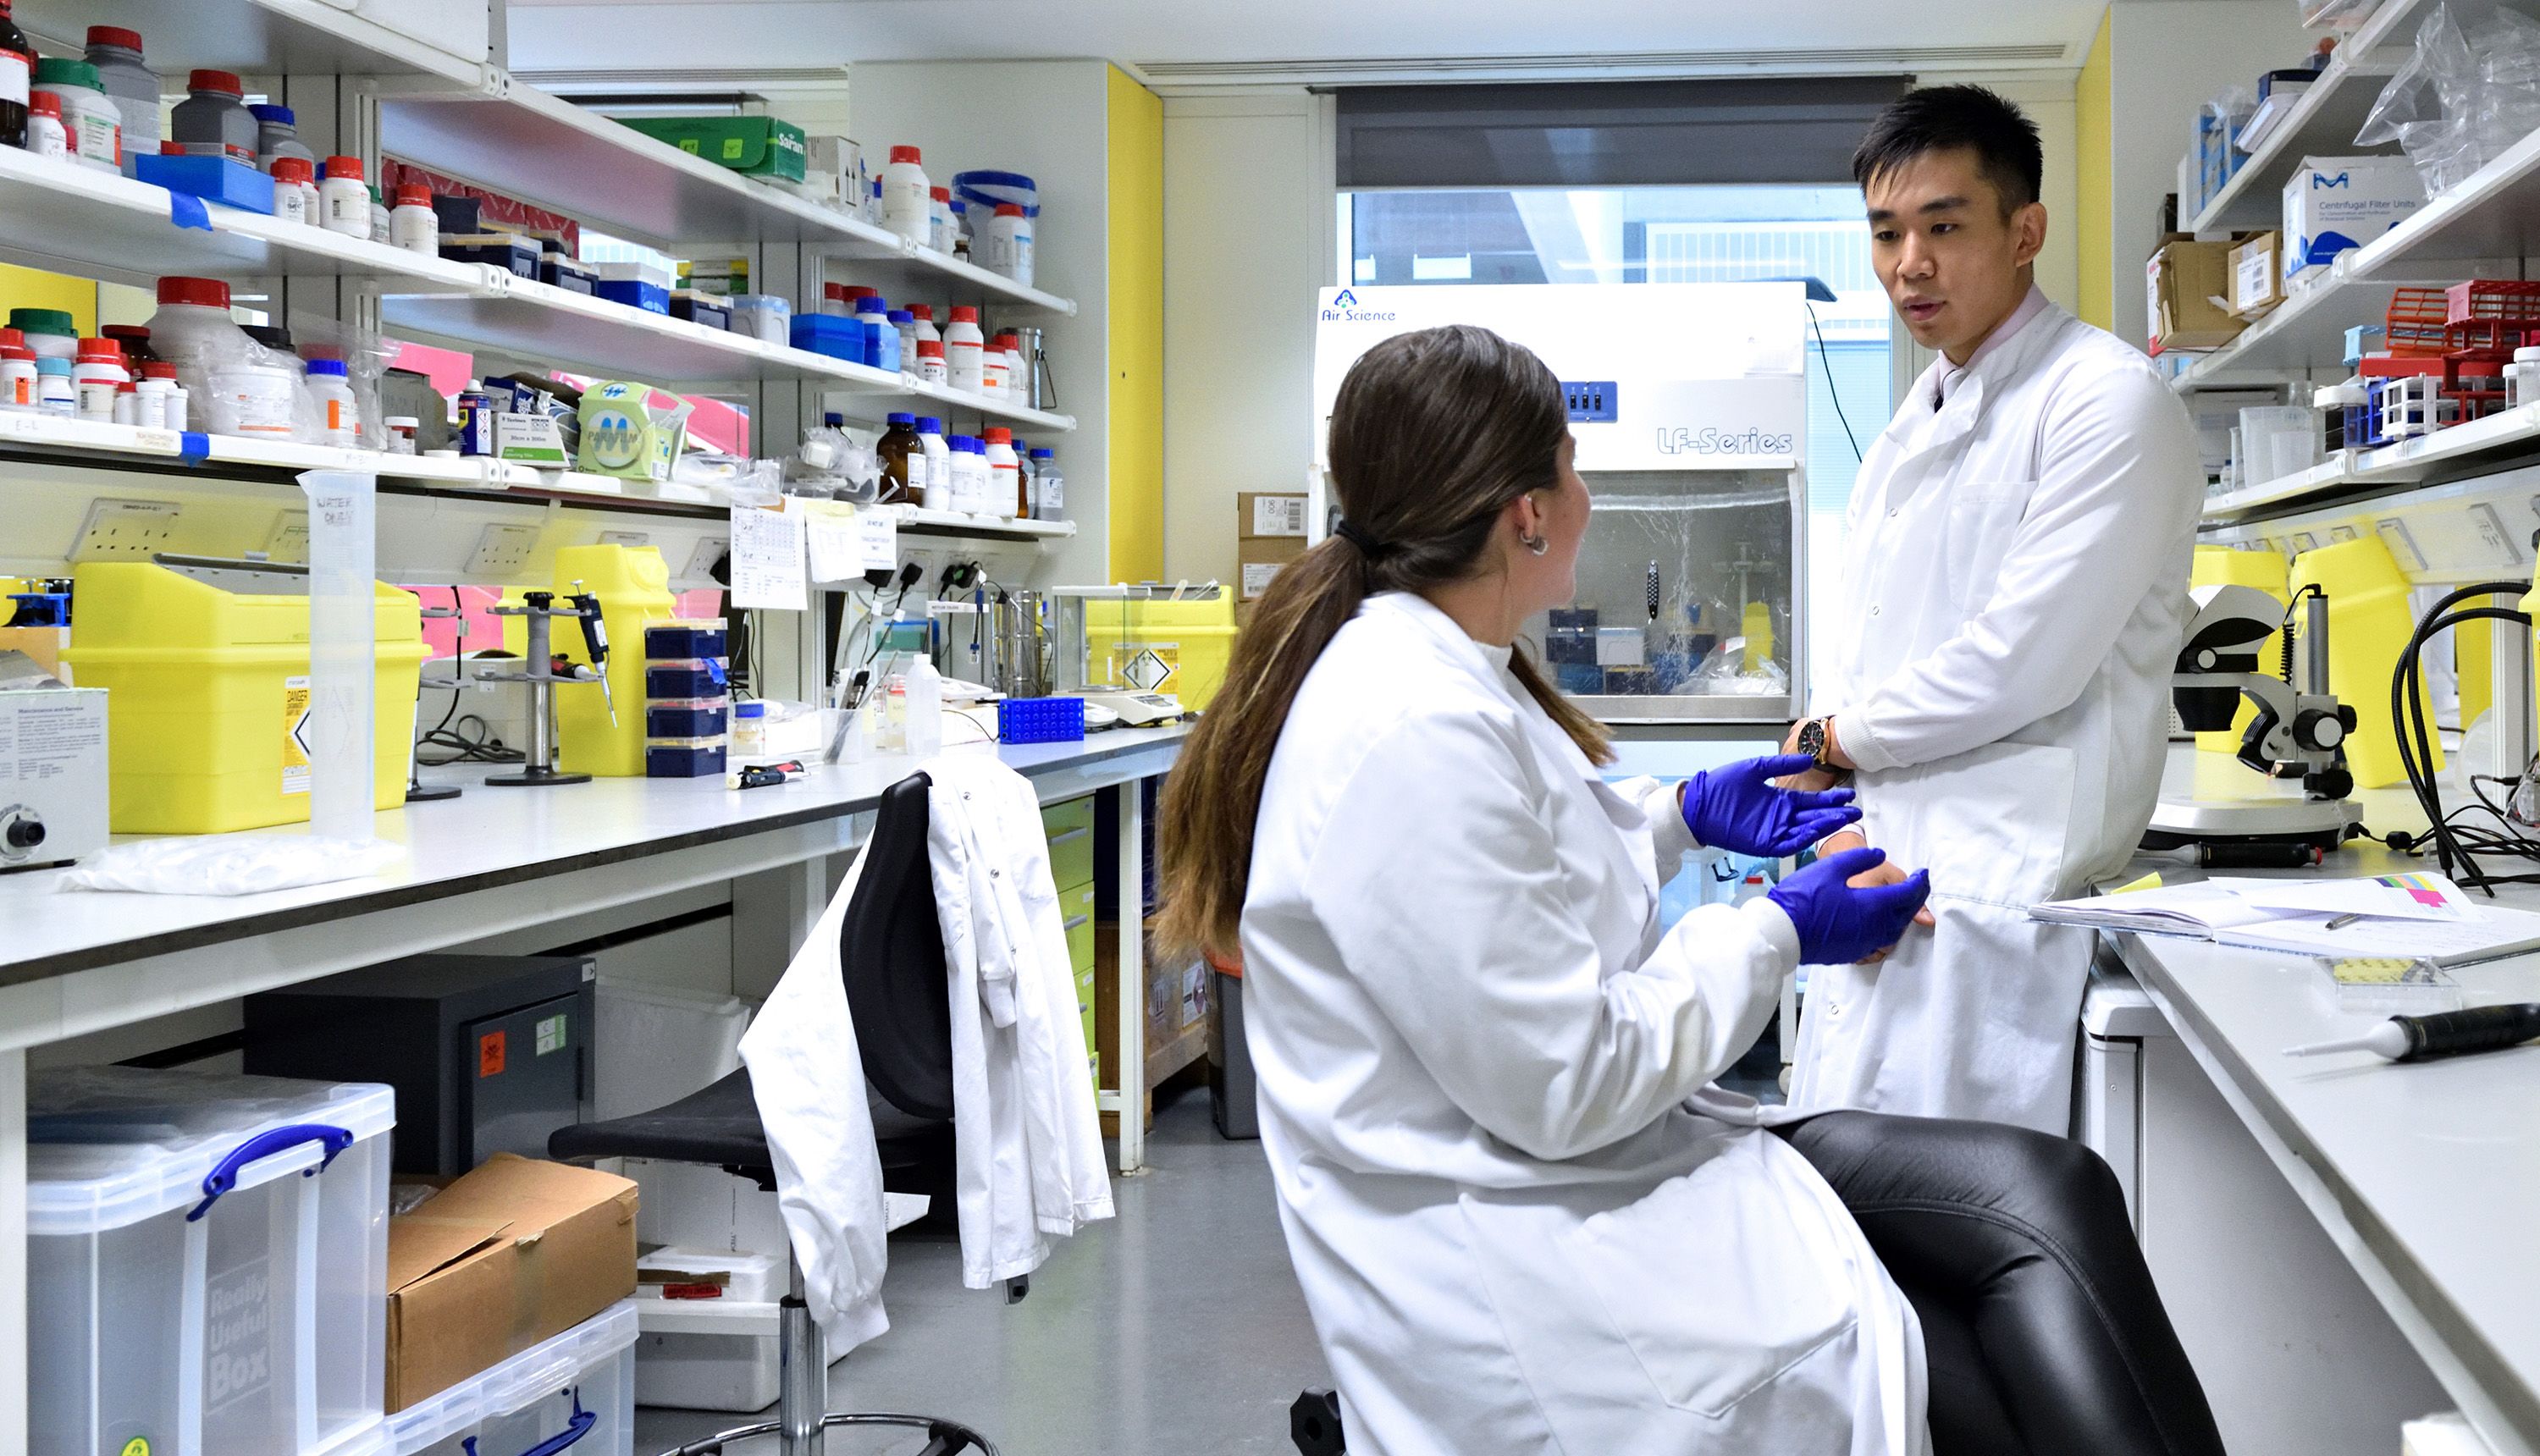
[1044,794,1097,891]
[1062,882,1097,972]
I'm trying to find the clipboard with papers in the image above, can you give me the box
[2030,872,2540,968]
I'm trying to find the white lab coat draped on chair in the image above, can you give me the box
[924,754,1115,1288]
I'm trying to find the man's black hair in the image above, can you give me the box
[1852,85,2043,214]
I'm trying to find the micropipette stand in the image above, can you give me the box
[478,593,602,786]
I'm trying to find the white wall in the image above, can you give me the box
[2103,0,2311,348]
[1160,89,1333,587]
[849,61,1118,587]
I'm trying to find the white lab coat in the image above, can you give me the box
[1243,592,1927,1456]
[737,847,893,1351]
[1796,294,2201,1133]
[738,754,1113,1341]
[924,755,1114,1289]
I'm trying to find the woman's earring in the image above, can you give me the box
[1520,532,1549,556]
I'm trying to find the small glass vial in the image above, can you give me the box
[732,700,768,758]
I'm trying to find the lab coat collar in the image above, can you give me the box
[1880,288,2065,466]
[1361,592,1600,785]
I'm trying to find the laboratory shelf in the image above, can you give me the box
[2167,259,2398,389]
[379,278,903,389]
[378,86,1077,314]
[0,146,490,295]
[2202,399,2540,521]
[2185,58,2404,234]
[886,382,1078,434]
[10,0,487,87]
[898,507,1076,539]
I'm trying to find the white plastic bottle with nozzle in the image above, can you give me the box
[881,145,930,244]
[903,656,943,758]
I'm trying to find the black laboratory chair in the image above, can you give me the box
[1289,1115,2227,1456]
[552,771,1009,1456]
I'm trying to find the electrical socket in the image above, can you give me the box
[597,529,650,549]
[266,510,310,564]
[71,499,183,562]
[467,523,540,579]
[2469,503,2521,563]
[2377,519,2425,571]
[684,538,728,579]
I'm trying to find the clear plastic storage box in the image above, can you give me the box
[381,1301,638,1456]
[28,1066,396,1456]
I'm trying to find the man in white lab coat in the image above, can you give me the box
[1783,85,2203,1133]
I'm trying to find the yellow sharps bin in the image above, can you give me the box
[1083,593,1239,710]
[64,560,428,834]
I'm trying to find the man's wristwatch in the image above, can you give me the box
[1796,717,1854,784]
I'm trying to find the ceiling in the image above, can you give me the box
[503,0,2120,86]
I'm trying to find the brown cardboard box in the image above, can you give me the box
[2227,232,2284,319]
[2147,238,2246,352]
[384,1155,638,1411]
[1239,537,1308,600]
[1236,492,1309,540]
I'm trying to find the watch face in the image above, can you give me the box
[1797,720,1825,759]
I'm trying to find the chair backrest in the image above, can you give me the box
[842,772,956,1122]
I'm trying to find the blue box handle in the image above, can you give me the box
[465,1393,595,1456]
[187,1122,355,1222]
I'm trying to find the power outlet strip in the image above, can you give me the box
[70,499,184,563]
[467,523,540,578]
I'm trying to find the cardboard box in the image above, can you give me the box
[1238,492,1309,539]
[2147,238,2246,353]
[2228,232,2284,319]
[2283,155,2425,284]
[1240,537,1307,600]
[385,1155,638,1411]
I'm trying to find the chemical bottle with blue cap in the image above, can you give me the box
[853,295,899,372]
[306,359,356,447]
[247,102,314,173]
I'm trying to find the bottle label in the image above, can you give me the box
[326,398,345,432]
[0,51,26,109]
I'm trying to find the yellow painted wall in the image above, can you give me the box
[0,263,97,337]
[1106,64,1164,583]
[2077,7,2114,333]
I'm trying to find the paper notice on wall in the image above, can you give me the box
[728,505,808,610]
[857,509,897,571]
[791,498,865,583]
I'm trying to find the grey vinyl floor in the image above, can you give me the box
[632,1085,1331,1455]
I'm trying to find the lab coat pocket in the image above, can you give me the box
[1884,739,2077,908]
[1564,1134,1856,1419]
[1941,483,2032,615]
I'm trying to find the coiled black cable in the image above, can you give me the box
[2391,581,2540,891]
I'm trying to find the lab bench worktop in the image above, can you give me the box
[2101,745,2540,1453]
[0,724,1191,990]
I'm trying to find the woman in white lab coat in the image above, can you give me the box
[1157,325,2227,1456]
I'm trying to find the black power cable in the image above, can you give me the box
[2391,581,2540,891]
[1807,301,1863,463]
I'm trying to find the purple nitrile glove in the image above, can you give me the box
[1681,753,1861,859]
[1765,847,1932,965]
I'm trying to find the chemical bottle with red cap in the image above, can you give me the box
[982,203,1035,288]
[271,157,318,227]
[319,156,369,238]
[929,186,955,252]
[70,338,126,423]
[389,184,438,254]
[0,0,30,152]
[881,145,930,244]
[983,428,1021,519]
[170,69,255,163]
[81,25,159,161]
[944,306,986,394]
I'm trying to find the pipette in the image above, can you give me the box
[2284,1003,2540,1062]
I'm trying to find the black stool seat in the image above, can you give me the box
[553,1067,952,1191]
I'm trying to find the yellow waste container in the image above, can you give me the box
[2288,536,2433,789]
[2189,545,2288,756]
[64,560,428,834]
[503,544,674,778]
[1084,595,1238,710]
